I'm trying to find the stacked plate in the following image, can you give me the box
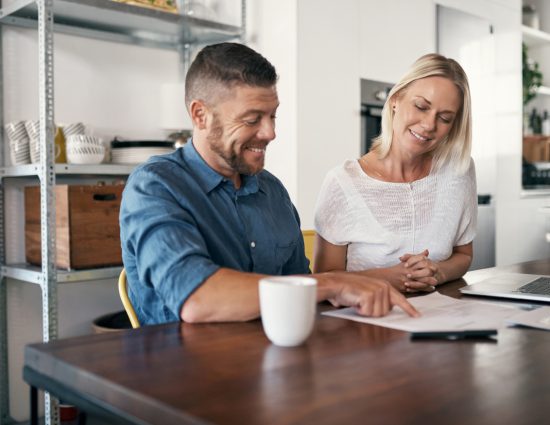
[5,121,31,165]
[24,120,40,163]
[110,140,175,164]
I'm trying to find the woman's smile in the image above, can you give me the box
[409,129,433,142]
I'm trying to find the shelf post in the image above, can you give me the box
[37,0,59,423]
[0,15,12,425]
[178,42,191,81]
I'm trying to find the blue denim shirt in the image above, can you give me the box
[120,141,310,325]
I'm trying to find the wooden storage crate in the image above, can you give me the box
[25,184,124,269]
[523,135,550,163]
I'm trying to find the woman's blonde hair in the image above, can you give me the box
[371,53,472,174]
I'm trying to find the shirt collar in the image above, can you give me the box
[183,140,261,196]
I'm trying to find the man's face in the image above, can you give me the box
[204,84,279,179]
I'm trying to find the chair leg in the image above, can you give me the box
[30,385,38,425]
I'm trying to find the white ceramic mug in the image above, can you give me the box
[259,276,317,347]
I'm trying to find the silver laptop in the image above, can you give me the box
[459,273,550,302]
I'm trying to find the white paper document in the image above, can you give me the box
[506,306,550,331]
[322,292,528,332]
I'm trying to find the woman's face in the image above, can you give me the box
[391,76,461,156]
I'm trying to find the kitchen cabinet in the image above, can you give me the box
[0,0,245,423]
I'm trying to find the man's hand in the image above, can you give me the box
[318,272,420,318]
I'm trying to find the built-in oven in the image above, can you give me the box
[360,79,394,155]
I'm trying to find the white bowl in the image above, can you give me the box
[66,141,105,150]
[66,144,105,164]
[66,134,102,146]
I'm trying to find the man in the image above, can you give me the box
[120,42,419,325]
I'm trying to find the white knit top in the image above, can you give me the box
[314,159,477,271]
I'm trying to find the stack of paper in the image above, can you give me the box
[323,292,550,332]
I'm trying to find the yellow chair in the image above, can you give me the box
[302,230,316,270]
[118,268,141,329]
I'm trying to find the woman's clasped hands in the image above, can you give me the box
[388,249,444,293]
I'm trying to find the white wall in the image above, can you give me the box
[248,0,361,230]
[247,0,299,204]
[247,0,361,230]
[3,28,180,139]
[295,0,361,229]
[359,0,435,83]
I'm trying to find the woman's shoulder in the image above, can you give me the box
[318,160,364,197]
[433,158,476,198]
[326,159,362,179]
[436,156,475,179]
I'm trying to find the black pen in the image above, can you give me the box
[410,329,498,340]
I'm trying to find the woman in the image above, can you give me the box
[314,53,477,293]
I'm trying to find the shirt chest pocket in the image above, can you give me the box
[251,238,300,275]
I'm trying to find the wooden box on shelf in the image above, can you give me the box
[523,135,550,162]
[24,184,125,269]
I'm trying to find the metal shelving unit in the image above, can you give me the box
[0,0,246,423]
[2,264,124,284]
[0,163,135,177]
[1,0,244,49]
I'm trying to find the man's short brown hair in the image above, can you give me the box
[185,42,278,109]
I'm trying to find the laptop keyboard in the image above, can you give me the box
[516,277,550,295]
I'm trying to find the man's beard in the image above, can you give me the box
[207,116,265,176]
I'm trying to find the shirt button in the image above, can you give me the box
[250,241,256,248]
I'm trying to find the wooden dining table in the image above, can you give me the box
[24,259,550,425]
